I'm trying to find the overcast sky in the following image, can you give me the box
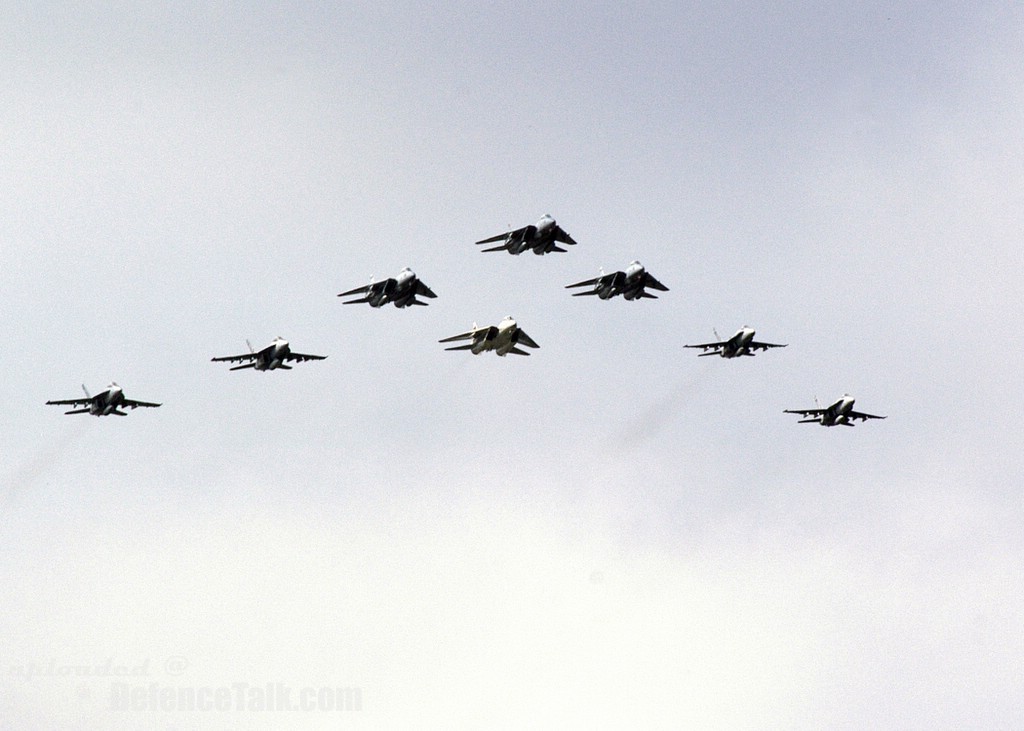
[2,2,1023,728]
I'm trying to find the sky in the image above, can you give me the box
[2,2,1023,728]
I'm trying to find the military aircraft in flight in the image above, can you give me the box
[337,268,437,308]
[564,260,669,300]
[46,383,161,416]
[784,394,886,427]
[684,326,787,358]
[475,215,577,255]
[439,316,539,356]
[211,337,326,371]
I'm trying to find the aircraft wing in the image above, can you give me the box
[415,281,438,298]
[211,353,257,364]
[552,225,577,246]
[439,327,485,343]
[46,397,92,406]
[475,226,524,245]
[337,284,371,297]
[783,408,826,417]
[749,340,787,351]
[122,399,161,409]
[642,272,669,292]
[565,272,614,289]
[515,330,540,349]
[683,341,726,351]
[284,352,327,363]
[848,410,886,421]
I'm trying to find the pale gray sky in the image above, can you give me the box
[2,2,1023,728]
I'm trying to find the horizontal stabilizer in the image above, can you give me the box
[112,409,128,416]
[508,347,530,356]
[341,297,371,305]
[444,344,476,351]
[549,246,567,253]
[571,290,599,296]
[480,245,507,253]
[697,351,720,357]
[230,363,256,371]
[64,408,90,415]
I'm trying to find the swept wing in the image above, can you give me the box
[565,273,614,290]
[415,280,438,298]
[748,340,786,351]
[551,225,577,246]
[847,410,886,421]
[121,398,161,409]
[475,226,526,246]
[211,353,257,364]
[515,330,540,349]
[45,397,92,407]
[284,352,326,363]
[439,326,488,344]
[642,272,669,292]
[684,340,727,351]
[783,408,826,417]
[337,283,374,297]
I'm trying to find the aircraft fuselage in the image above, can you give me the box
[720,328,757,358]
[256,340,291,370]
[469,318,520,355]
[389,269,418,307]
[620,261,649,300]
[819,397,857,426]
[508,216,557,255]
[90,386,124,415]
[358,269,422,307]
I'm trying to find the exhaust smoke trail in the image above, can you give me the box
[611,359,716,453]
[1,423,88,511]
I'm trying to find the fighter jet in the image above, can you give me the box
[475,215,577,255]
[46,383,161,416]
[211,337,326,371]
[684,327,787,358]
[565,260,669,300]
[337,268,437,308]
[784,394,886,427]
[439,316,539,356]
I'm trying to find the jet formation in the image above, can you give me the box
[45,213,885,428]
